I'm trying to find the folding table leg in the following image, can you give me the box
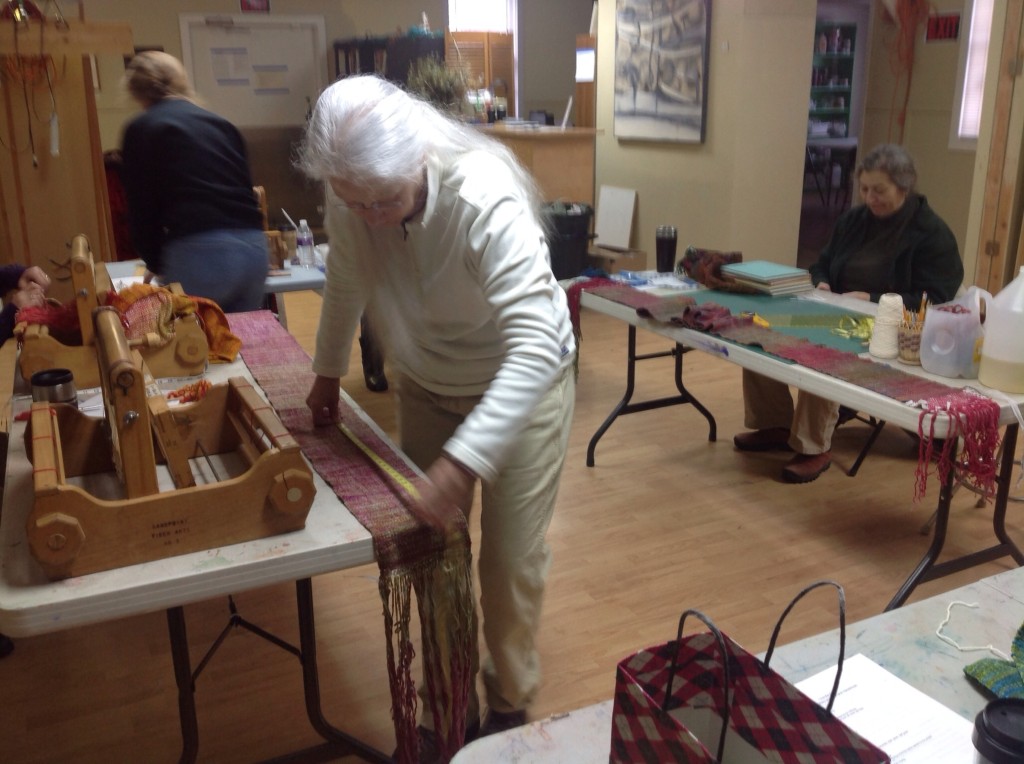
[164,583,390,764]
[587,325,716,466]
[886,423,1024,610]
[166,607,200,764]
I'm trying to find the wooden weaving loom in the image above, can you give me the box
[15,234,208,389]
[25,306,315,580]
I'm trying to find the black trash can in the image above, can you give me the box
[542,201,593,280]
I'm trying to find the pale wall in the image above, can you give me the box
[517,0,595,119]
[83,0,592,225]
[861,0,975,264]
[83,0,979,271]
[594,0,818,267]
[85,0,593,147]
[594,0,977,271]
[84,0,447,148]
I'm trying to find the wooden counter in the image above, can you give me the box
[482,125,600,205]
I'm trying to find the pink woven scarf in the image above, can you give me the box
[583,285,1002,500]
[231,311,474,764]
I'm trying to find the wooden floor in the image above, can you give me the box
[3,290,1022,762]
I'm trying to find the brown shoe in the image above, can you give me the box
[479,709,527,738]
[836,406,858,427]
[398,718,480,764]
[781,452,832,483]
[733,428,792,452]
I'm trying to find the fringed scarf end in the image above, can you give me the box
[915,389,1001,502]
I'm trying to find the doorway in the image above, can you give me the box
[798,0,872,269]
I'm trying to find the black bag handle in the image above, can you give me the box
[663,608,732,763]
[762,579,846,712]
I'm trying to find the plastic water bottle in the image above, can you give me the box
[296,219,314,268]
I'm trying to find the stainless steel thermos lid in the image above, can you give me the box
[30,368,77,406]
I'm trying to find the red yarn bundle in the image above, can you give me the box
[915,388,1001,501]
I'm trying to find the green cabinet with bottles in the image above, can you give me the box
[809,22,855,139]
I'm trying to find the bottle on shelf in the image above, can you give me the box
[296,219,314,268]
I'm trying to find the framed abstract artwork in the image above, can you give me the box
[614,0,712,143]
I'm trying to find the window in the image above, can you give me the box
[448,0,515,33]
[952,0,994,148]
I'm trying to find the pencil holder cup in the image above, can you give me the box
[898,323,922,365]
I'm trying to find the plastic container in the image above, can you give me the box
[296,219,315,268]
[919,286,991,379]
[978,265,1024,393]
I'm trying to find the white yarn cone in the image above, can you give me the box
[869,293,903,359]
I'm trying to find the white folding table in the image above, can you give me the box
[105,259,326,328]
[0,355,388,763]
[452,565,1024,762]
[580,288,1024,610]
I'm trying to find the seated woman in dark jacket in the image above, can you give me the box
[734,144,964,484]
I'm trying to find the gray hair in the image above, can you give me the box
[856,144,917,192]
[296,74,543,212]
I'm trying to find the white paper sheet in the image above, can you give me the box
[613,270,699,290]
[795,653,975,763]
[593,185,636,251]
[111,276,145,292]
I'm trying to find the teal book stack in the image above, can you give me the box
[721,260,813,296]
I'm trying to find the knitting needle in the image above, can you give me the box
[281,208,299,230]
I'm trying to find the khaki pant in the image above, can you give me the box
[396,366,575,723]
[742,369,839,454]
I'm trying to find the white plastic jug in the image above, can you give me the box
[919,286,991,378]
[978,266,1024,392]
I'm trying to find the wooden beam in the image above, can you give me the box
[0,20,133,56]
[974,0,1024,293]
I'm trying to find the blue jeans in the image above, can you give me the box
[161,228,267,313]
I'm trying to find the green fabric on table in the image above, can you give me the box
[965,621,1024,699]
[693,291,869,356]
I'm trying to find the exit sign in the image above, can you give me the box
[926,13,961,41]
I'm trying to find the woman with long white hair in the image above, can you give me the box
[297,74,576,758]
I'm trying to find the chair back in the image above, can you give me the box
[254,185,269,231]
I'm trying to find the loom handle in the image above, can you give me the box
[94,306,136,390]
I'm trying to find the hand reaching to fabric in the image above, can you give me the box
[306,374,341,426]
[11,286,45,310]
[840,290,870,301]
[815,282,832,292]
[410,455,475,532]
[18,266,50,293]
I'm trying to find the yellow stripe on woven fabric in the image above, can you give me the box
[338,419,469,755]
[337,421,422,500]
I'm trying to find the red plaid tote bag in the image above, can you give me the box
[610,581,890,763]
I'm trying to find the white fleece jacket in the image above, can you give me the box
[312,150,575,483]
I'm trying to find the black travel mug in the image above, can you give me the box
[656,225,678,273]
